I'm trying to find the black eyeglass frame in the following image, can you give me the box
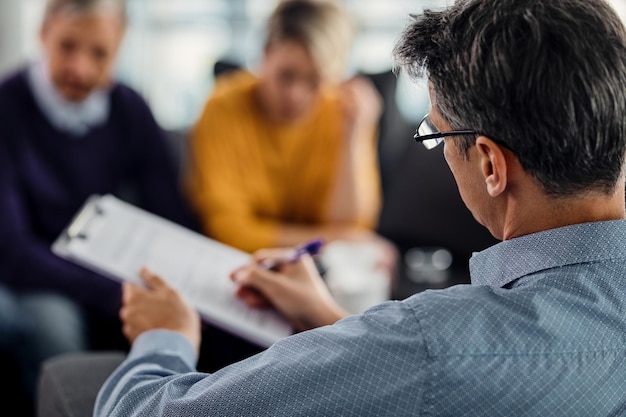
[413,114,479,149]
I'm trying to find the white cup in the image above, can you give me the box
[321,240,392,314]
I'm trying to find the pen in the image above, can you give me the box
[260,238,325,271]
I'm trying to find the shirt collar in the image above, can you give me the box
[469,219,626,288]
[27,60,111,138]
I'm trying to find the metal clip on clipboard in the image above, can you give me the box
[64,195,104,240]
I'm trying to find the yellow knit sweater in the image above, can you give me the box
[185,70,380,252]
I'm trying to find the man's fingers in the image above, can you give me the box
[119,304,129,321]
[232,266,274,308]
[234,265,281,288]
[233,265,292,309]
[236,286,272,309]
[230,264,250,282]
[252,248,294,263]
[280,253,317,276]
[139,267,168,289]
[122,281,142,304]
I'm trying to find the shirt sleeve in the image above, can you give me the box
[93,301,429,417]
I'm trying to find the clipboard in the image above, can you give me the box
[52,194,293,348]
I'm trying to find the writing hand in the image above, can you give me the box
[230,248,348,332]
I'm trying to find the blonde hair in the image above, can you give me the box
[265,0,355,80]
[44,0,127,25]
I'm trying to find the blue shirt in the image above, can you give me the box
[94,220,626,416]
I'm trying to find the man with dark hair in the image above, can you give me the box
[44,0,626,415]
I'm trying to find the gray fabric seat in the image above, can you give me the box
[37,351,125,417]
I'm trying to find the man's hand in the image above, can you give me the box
[120,267,202,355]
[230,249,348,332]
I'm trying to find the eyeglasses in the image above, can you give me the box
[413,114,478,150]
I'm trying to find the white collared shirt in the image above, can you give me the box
[27,60,110,137]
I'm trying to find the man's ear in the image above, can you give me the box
[476,136,507,197]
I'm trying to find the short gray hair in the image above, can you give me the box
[394,0,626,197]
[44,0,127,25]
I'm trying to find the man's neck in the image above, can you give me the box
[501,184,626,240]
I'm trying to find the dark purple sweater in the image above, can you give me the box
[0,68,199,320]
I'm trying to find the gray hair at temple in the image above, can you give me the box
[44,0,127,25]
[394,0,626,197]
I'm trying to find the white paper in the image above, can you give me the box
[52,194,293,348]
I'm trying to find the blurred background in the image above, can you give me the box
[1,0,625,298]
[0,0,439,130]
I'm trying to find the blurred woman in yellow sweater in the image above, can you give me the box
[186,0,395,283]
